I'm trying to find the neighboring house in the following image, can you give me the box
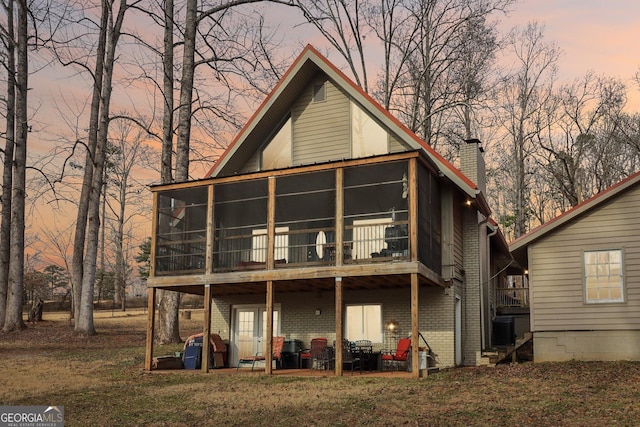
[510,171,640,362]
[144,45,511,375]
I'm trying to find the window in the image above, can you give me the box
[584,249,624,303]
[312,83,326,102]
[252,227,289,263]
[345,304,382,343]
[351,101,388,158]
[262,118,291,170]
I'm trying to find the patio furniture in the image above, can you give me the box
[237,336,285,371]
[339,339,360,374]
[300,338,327,370]
[381,337,411,371]
[353,340,373,371]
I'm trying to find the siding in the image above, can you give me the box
[389,132,410,153]
[530,184,640,331]
[291,77,351,165]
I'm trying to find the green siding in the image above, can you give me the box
[291,77,351,165]
[529,184,640,332]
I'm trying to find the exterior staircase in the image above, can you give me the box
[477,332,533,367]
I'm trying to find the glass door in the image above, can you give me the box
[233,306,280,366]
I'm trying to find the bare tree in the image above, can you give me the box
[538,73,627,207]
[3,0,28,332]
[494,22,559,238]
[0,0,17,329]
[296,0,513,150]
[104,118,152,311]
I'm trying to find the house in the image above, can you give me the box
[510,171,640,362]
[144,45,511,376]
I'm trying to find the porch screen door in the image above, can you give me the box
[235,307,280,363]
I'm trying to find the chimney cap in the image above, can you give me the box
[465,138,482,145]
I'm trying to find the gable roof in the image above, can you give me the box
[205,44,482,204]
[509,170,640,264]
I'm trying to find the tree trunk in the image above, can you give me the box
[76,0,127,335]
[174,0,196,183]
[161,0,174,185]
[0,0,16,330]
[3,0,28,332]
[71,0,108,323]
[155,0,188,345]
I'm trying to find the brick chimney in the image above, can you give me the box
[460,138,486,194]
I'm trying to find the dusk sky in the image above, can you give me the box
[503,0,640,107]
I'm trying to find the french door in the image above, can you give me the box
[233,305,280,366]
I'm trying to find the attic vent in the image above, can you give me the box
[312,83,326,103]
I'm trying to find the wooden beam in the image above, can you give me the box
[201,284,211,373]
[149,151,422,193]
[144,287,156,371]
[265,280,274,375]
[411,273,419,378]
[146,260,446,288]
[205,184,214,274]
[150,192,158,278]
[335,168,344,267]
[335,276,343,376]
[409,158,418,263]
[267,177,276,270]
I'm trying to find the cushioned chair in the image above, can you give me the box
[381,338,411,371]
[300,338,328,370]
[237,336,285,371]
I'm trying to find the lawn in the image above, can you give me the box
[1,310,639,426]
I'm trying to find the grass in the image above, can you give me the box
[1,311,640,426]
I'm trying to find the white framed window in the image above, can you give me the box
[584,249,624,303]
[345,304,383,343]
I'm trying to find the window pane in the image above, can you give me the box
[262,118,291,170]
[584,249,624,303]
[345,304,382,343]
[351,101,387,158]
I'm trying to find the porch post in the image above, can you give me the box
[408,158,418,262]
[201,284,212,373]
[411,273,419,378]
[335,276,343,376]
[265,280,274,375]
[144,287,156,371]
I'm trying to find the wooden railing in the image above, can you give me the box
[496,287,529,308]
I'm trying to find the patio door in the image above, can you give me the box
[233,305,280,366]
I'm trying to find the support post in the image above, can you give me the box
[411,273,419,378]
[265,280,274,374]
[144,287,156,371]
[201,284,212,373]
[335,276,343,376]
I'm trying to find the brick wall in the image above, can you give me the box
[209,285,459,368]
[462,208,482,366]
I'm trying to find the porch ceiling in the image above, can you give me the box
[155,273,442,297]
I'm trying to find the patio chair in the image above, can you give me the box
[236,336,285,371]
[354,340,373,371]
[381,337,411,371]
[300,338,328,370]
[339,339,360,374]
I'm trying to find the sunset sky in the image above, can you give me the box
[22,0,640,267]
[503,0,640,107]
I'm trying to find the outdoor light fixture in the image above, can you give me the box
[385,320,400,333]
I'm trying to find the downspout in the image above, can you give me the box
[478,215,490,351]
